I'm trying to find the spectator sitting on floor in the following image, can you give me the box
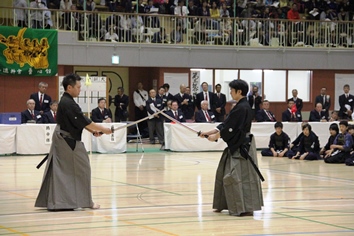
[324,120,353,164]
[320,123,339,158]
[289,123,321,160]
[261,121,291,157]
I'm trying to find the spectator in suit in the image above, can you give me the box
[288,89,303,113]
[42,100,58,124]
[288,123,321,160]
[338,84,354,120]
[21,99,42,123]
[195,100,215,123]
[324,121,353,163]
[133,82,148,135]
[256,100,276,122]
[146,89,164,144]
[309,103,328,122]
[29,82,52,115]
[214,84,226,122]
[174,84,193,119]
[184,86,195,119]
[282,100,302,122]
[196,82,215,111]
[165,100,186,122]
[261,122,290,157]
[248,85,262,119]
[315,87,331,118]
[157,86,167,107]
[91,98,112,123]
[114,87,129,122]
[162,83,175,102]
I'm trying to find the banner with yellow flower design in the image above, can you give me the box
[0,26,57,76]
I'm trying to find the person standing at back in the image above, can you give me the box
[30,82,52,115]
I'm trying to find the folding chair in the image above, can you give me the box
[125,122,144,152]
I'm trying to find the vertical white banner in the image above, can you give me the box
[191,71,200,96]
[44,125,54,144]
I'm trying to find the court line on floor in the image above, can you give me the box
[86,211,178,236]
[0,225,29,236]
[92,177,182,196]
[275,212,354,231]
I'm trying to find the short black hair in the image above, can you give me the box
[344,84,350,89]
[274,121,283,129]
[229,79,249,96]
[329,123,339,133]
[302,123,312,132]
[347,125,354,131]
[50,100,58,106]
[215,84,221,88]
[339,120,349,127]
[62,73,82,91]
[117,87,124,92]
[163,83,170,89]
[98,97,106,103]
[159,86,165,90]
[171,100,178,106]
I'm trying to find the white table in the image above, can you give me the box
[163,122,332,151]
[0,125,17,155]
[164,123,227,151]
[16,123,126,155]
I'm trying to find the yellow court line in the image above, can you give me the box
[4,191,33,199]
[0,225,29,236]
[86,212,178,236]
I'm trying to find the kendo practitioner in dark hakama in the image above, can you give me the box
[35,74,112,210]
[200,79,263,217]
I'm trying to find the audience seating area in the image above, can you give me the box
[3,2,354,48]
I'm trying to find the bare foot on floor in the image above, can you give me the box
[91,203,100,209]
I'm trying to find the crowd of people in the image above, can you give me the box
[11,0,354,46]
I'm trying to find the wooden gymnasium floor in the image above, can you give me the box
[1,143,354,236]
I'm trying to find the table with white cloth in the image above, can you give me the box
[0,125,17,155]
[164,122,335,152]
[164,123,227,151]
[15,123,126,155]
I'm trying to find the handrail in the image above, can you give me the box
[1,6,354,49]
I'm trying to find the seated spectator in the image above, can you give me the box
[105,24,119,42]
[256,100,276,122]
[174,0,189,30]
[261,122,290,157]
[152,27,168,43]
[289,122,308,154]
[287,3,300,20]
[329,110,339,122]
[324,121,353,163]
[165,101,186,122]
[195,100,215,123]
[220,2,229,17]
[345,125,354,166]
[91,98,112,123]
[85,0,96,11]
[42,100,58,124]
[170,23,183,43]
[320,123,339,158]
[21,99,42,123]
[309,103,328,122]
[288,123,320,160]
[282,100,302,122]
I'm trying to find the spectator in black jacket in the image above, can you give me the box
[91,98,112,123]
